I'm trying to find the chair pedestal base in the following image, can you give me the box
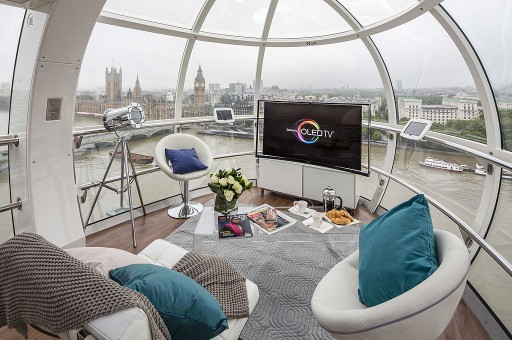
[168,202,203,218]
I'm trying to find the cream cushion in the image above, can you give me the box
[65,247,149,276]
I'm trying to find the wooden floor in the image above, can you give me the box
[0,188,490,340]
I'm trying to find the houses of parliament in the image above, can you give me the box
[75,65,210,120]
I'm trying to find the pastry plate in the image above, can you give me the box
[324,215,361,228]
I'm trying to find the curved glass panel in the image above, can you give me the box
[359,128,389,200]
[468,176,512,332]
[262,40,383,90]
[442,0,512,150]
[0,4,24,243]
[180,42,258,118]
[76,23,185,223]
[339,0,416,27]
[268,0,351,38]
[380,180,463,238]
[76,23,186,124]
[0,4,24,131]
[102,0,205,29]
[0,144,11,243]
[372,14,485,143]
[385,136,485,229]
[184,121,255,157]
[201,0,271,38]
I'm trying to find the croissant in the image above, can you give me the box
[330,216,351,225]
[326,209,355,224]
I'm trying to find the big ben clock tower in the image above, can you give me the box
[194,65,206,117]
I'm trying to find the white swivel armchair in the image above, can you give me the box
[311,230,470,340]
[155,133,213,218]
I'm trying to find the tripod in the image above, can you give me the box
[85,135,146,247]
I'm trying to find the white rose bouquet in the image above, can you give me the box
[208,167,253,203]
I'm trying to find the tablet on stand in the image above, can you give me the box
[400,118,432,140]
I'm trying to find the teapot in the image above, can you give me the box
[322,186,342,212]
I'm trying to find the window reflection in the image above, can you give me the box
[0,4,24,243]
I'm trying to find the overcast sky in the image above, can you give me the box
[1,0,511,93]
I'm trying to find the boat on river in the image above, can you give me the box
[419,157,463,172]
[475,163,512,179]
[109,151,154,164]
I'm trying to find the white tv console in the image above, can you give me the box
[257,158,360,209]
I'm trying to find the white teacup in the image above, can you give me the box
[293,200,308,214]
[311,211,324,227]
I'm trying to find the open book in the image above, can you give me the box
[247,204,296,235]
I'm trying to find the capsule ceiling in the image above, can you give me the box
[102,0,418,38]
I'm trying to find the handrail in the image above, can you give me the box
[74,116,512,174]
[0,198,22,213]
[0,134,19,147]
[72,115,257,137]
[79,151,253,191]
[369,121,512,173]
[362,163,512,278]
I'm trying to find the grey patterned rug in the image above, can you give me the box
[165,203,360,340]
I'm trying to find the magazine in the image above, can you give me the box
[247,204,296,235]
[218,214,253,239]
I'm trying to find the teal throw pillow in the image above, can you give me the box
[358,194,438,307]
[110,264,228,340]
[165,148,208,174]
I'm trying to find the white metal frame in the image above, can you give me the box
[97,0,442,47]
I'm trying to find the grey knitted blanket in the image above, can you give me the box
[0,233,171,339]
[173,251,249,319]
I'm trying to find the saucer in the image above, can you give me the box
[303,217,334,233]
[288,206,314,218]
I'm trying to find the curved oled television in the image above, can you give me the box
[256,100,369,176]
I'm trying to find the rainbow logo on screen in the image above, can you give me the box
[286,119,334,144]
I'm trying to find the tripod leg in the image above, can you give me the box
[120,138,126,208]
[126,143,147,216]
[84,139,122,226]
[123,140,137,248]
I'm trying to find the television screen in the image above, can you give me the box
[257,101,368,175]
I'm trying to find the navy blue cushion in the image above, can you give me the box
[110,264,228,340]
[358,194,438,307]
[165,148,208,174]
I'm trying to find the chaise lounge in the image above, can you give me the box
[59,239,259,340]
